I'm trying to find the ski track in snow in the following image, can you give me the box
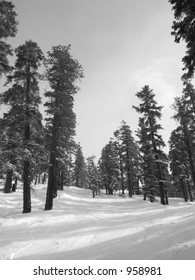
[0,184,195,259]
[1,235,96,260]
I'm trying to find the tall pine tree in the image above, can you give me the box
[1,41,44,213]
[133,85,168,205]
[44,45,84,210]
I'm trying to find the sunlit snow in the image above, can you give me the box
[0,183,195,260]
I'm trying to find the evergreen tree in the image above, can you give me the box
[0,0,18,76]
[183,82,195,114]
[86,156,100,196]
[44,45,84,210]
[73,143,87,188]
[136,117,159,202]
[114,121,139,197]
[113,131,125,195]
[169,0,195,80]
[0,86,24,193]
[63,153,74,187]
[98,139,120,195]
[172,96,195,190]
[1,40,44,213]
[133,85,168,205]
[55,130,76,192]
[169,127,194,201]
[30,116,47,185]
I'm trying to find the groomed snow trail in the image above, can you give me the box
[0,184,195,259]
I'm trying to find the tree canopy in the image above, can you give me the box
[0,0,18,75]
[169,0,195,80]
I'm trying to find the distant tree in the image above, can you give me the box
[63,153,74,186]
[169,0,195,80]
[44,45,84,210]
[133,85,168,205]
[0,0,18,76]
[114,121,139,197]
[113,132,125,195]
[98,139,120,195]
[86,156,100,196]
[73,144,87,188]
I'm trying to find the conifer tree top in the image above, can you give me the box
[0,0,18,39]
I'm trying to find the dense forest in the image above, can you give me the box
[0,0,195,213]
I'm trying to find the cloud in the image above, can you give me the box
[131,58,180,108]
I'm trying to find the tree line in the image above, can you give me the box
[74,83,195,205]
[0,0,195,213]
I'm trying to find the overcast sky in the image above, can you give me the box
[2,0,189,160]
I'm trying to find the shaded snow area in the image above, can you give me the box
[0,184,195,260]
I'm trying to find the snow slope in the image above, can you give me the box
[0,183,195,260]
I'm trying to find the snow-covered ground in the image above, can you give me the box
[0,183,195,260]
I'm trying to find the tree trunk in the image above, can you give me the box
[23,160,31,213]
[56,161,62,192]
[23,71,31,213]
[120,165,125,195]
[181,178,188,202]
[186,180,193,202]
[45,155,57,210]
[148,112,166,205]
[164,187,169,205]
[158,177,165,204]
[127,169,132,197]
[12,178,17,192]
[34,175,38,185]
[14,178,18,189]
[183,123,195,188]
[42,173,46,184]
[108,186,113,195]
[4,169,13,193]
[60,167,64,190]
[45,113,58,210]
[105,183,108,195]
[179,168,188,202]
[125,138,133,198]
[38,173,41,184]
